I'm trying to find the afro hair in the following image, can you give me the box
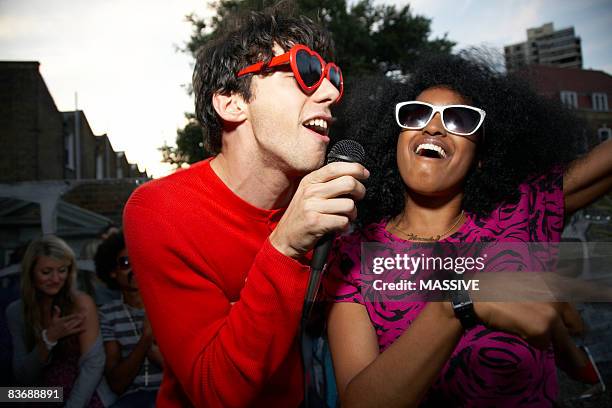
[94,231,125,290]
[331,52,582,225]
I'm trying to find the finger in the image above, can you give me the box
[59,312,82,320]
[306,198,357,220]
[64,320,83,331]
[65,317,86,329]
[58,318,81,328]
[60,314,85,324]
[313,213,352,236]
[305,162,369,185]
[66,326,85,336]
[305,176,367,201]
[53,306,61,319]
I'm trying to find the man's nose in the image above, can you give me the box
[312,77,340,105]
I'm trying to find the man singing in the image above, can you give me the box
[123,7,367,407]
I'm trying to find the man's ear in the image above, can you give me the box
[212,92,247,124]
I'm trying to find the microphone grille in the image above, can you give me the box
[327,139,365,165]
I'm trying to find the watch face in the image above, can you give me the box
[450,290,478,329]
[451,289,472,307]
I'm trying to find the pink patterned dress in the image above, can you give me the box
[326,172,564,407]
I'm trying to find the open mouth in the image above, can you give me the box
[415,143,447,159]
[302,118,329,137]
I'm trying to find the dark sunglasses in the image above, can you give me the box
[395,101,486,136]
[237,44,343,102]
[117,256,130,270]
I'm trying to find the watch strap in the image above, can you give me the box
[450,290,479,330]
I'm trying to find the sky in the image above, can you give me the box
[1,0,611,178]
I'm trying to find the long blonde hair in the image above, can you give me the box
[20,235,78,351]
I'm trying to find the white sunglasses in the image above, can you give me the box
[395,101,486,136]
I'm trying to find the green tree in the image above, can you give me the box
[163,0,454,167]
[159,113,210,166]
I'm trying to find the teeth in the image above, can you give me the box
[415,143,447,158]
[304,118,328,129]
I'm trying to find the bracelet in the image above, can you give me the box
[41,329,57,351]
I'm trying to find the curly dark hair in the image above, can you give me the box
[193,4,335,154]
[94,232,124,290]
[332,53,582,225]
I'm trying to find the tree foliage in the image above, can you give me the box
[159,113,210,166]
[163,0,455,167]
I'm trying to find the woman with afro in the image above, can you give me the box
[325,53,612,407]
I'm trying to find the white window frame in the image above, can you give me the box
[598,126,611,142]
[64,132,75,170]
[116,152,124,179]
[96,153,104,179]
[560,91,578,109]
[592,93,608,111]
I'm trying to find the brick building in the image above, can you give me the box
[95,134,118,179]
[519,65,612,147]
[0,61,149,265]
[62,110,98,179]
[0,61,65,181]
[0,61,148,182]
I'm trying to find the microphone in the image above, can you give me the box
[302,139,366,322]
[300,140,365,407]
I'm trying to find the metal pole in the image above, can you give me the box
[75,92,81,179]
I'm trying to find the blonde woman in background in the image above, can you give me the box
[5,235,115,407]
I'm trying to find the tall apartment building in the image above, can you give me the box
[505,22,582,72]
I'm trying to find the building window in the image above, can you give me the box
[598,126,611,142]
[592,93,608,111]
[96,153,104,179]
[64,132,75,170]
[116,152,124,179]
[560,91,578,109]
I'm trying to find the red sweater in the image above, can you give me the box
[123,159,309,407]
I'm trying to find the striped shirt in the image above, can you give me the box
[98,300,162,395]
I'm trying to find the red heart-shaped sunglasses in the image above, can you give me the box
[237,44,343,102]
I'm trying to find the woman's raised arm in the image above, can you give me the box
[564,138,612,215]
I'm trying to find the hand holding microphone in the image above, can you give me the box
[305,141,366,321]
[269,140,367,329]
[282,140,366,408]
[269,140,368,261]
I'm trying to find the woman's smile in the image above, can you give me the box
[397,87,478,196]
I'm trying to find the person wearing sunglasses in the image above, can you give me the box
[95,232,163,408]
[123,7,368,408]
[325,54,612,407]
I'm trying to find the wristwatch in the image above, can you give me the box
[450,289,479,330]
[41,329,58,351]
